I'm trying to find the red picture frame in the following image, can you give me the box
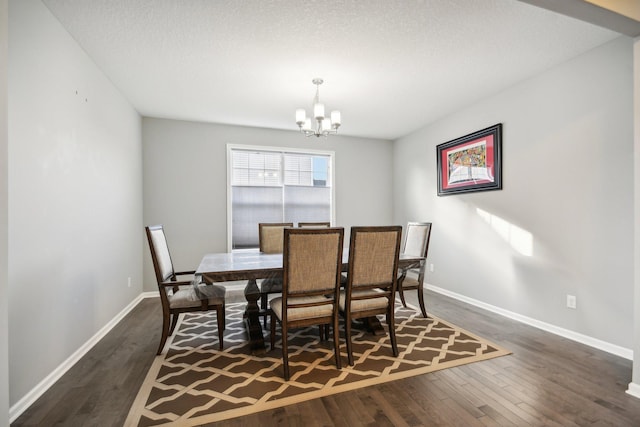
[436,124,502,196]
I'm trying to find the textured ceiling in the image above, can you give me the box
[42,0,621,140]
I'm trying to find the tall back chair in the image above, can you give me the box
[145,225,226,354]
[397,222,432,317]
[269,227,345,380]
[259,222,293,253]
[258,223,294,323]
[340,226,402,366]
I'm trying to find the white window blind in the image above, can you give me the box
[232,151,282,186]
[229,147,333,250]
[284,154,313,186]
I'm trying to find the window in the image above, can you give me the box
[227,145,334,250]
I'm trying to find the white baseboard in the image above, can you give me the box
[426,284,634,360]
[627,382,640,398]
[9,293,148,423]
[141,290,159,298]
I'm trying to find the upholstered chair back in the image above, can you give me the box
[285,228,343,296]
[403,222,432,258]
[147,225,175,283]
[259,223,293,253]
[349,227,402,289]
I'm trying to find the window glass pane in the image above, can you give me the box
[248,152,264,169]
[233,168,249,185]
[284,154,329,187]
[264,170,280,186]
[232,186,283,249]
[264,152,281,170]
[233,151,249,168]
[284,170,299,186]
[313,156,329,186]
[230,148,332,250]
[232,150,282,186]
[248,169,263,186]
[284,186,331,224]
[300,157,312,171]
[300,171,313,184]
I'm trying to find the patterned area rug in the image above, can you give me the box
[125,302,510,426]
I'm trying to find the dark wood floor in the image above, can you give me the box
[11,289,640,426]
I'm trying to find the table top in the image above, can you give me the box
[196,250,424,283]
[196,251,284,281]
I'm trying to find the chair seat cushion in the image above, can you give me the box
[339,289,388,312]
[169,284,226,309]
[270,296,333,321]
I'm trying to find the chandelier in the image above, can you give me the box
[295,78,341,137]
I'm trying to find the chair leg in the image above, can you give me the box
[216,305,224,350]
[270,312,277,350]
[222,302,226,329]
[319,324,330,341]
[345,315,354,366]
[398,283,409,309]
[282,324,290,380]
[169,313,179,335]
[332,316,342,370]
[261,292,268,328]
[416,283,428,318]
[387,307,399,357]
[157,313,171,355]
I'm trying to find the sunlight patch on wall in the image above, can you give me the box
[476,208,533,256]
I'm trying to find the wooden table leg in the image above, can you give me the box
[243,279,266,355]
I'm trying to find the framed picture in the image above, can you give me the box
[436,124,502,196]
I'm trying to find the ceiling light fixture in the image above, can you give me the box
[295,78,341,137]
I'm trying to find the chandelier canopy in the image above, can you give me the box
[295,78,341,138]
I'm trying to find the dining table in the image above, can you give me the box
[195,250,426,355]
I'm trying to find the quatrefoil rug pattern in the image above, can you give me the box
[125,302,510,426]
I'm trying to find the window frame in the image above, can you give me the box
[226,144,336,252]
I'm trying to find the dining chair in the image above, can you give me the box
[145,224,226,354]
[298,222,331,228]
[259,222,294,325]
[269,227,345,380]
[397,222,432,318]
[340,225,402,366]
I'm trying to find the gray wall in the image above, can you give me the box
[8,0,143,406]
[394,36,634,349]
[143,118,393,291]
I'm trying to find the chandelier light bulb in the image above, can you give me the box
[330,110,341,127]
[314,103,325,120]
[303,118,312,132]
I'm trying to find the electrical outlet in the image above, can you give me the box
[429,263,434,272]
[566,294,576,309]
[128,277,132,288]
